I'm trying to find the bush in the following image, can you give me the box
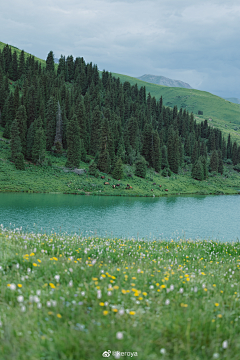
[233,164,240,173]
[88,162,99,177]
[225,159,232,165]
[15,153,25,170]
[198,110,203,115]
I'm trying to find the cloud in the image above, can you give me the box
[1,0,240,97]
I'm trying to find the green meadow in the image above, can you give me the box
[1,229,240,359]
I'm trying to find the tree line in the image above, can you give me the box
[0,44,240,180]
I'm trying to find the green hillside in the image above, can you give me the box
[109,72,240,143]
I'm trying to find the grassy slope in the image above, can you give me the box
[109,72,240,144]
[0,128,239,196]
[1,231,240,359]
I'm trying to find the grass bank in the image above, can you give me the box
[0,129,240,197]
[1,229,240,359]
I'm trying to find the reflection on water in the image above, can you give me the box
[0,193,239,241]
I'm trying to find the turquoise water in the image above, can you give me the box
[0,193,239,241]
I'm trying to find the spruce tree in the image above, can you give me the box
[66,114,81,168]
[32,127,46,165]
[232,141,238,165]
[135,157,146,178]
[210,150,219,172]
[112,157,123,179]
[46,97,57,150]
[10,119,22,162]
[161,145,169,169]
[218,150,224,174]
[15,105,27,156]
[15,152,25,170]
[90,106,102,156]
[192,159,204,181]
[46,51,55,72]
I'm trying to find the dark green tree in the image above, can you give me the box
[32,127,46,165]
[135,156,147,178]
[65,114,81,168]
[192,159,204,181]
[46,51,55,72]
[112,157,123,179]
[15,105,27,156]
[15,153,25,170]
[10,119,22,162]
[210,150,219,172]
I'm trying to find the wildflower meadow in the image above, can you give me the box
[0,226,240,359]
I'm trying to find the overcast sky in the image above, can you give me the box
[1,0,240,98]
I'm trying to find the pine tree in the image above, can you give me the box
[218,150,223,174]
[54,101,63,149]
[26,122,35,160]
[192,159,204,181]
[18,50,25,78]
[161,145,169,169]
[199,156,208,179]
[46,97,57,150]
[10,119,22,162]
[232,141,238,165]
[90,106,102,156]
[15,105,27,156]
[46,51,55,72]
[227,134,232,159]
[135,157,146,178]
[32,127,46,165]
[11,50,18,81]
[66,114,81,168]
[112,157,123,179]
[152,130,161,172]
[210,150,219,172]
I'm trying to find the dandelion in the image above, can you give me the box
[54,275,60,282]
[33,263,37,267]
[10,284,16,291]
[215,303,219,307]
[49,283,55,289]
[129,311,135,315]
[99,302,105,306]
[116,332,123,340]
[217,314,222,318]
[17,284,22,288]
[222,340,228,349]
[57,314,62,318]
[113,308,118,312]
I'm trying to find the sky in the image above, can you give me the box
[1,0,240,99]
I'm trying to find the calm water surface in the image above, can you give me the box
[0,193,239,241]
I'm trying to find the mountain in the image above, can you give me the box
[137,74,192,89]
[223,97,240,105]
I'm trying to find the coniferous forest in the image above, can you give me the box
[1,44,240,182]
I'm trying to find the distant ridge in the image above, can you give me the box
[223,97,240,105]
[137,74,192,89]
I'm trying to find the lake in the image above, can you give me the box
[0,193,239,241]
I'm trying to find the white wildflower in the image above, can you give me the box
[81,291,85,296]
[36,290,41,296]
[17,295,24,303]
[69,268,73,273]
[108,291,112,296]
[165,299,170,305]
[104,302,109,306]
[21,305,26,312]
[137,269,141,273]
[37,303,42,309]
[222,340,228,349]
[97,290,102,299]
[54,275,60,282]
[170,284,174,291]
[149,285,154,289]
[9,284,16,291]
[160,348,166,354]
[213,353,219,359]
[179,288,184,294]
[46,301,51,307]
[116,331,123,340]
[68,280,73,287]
